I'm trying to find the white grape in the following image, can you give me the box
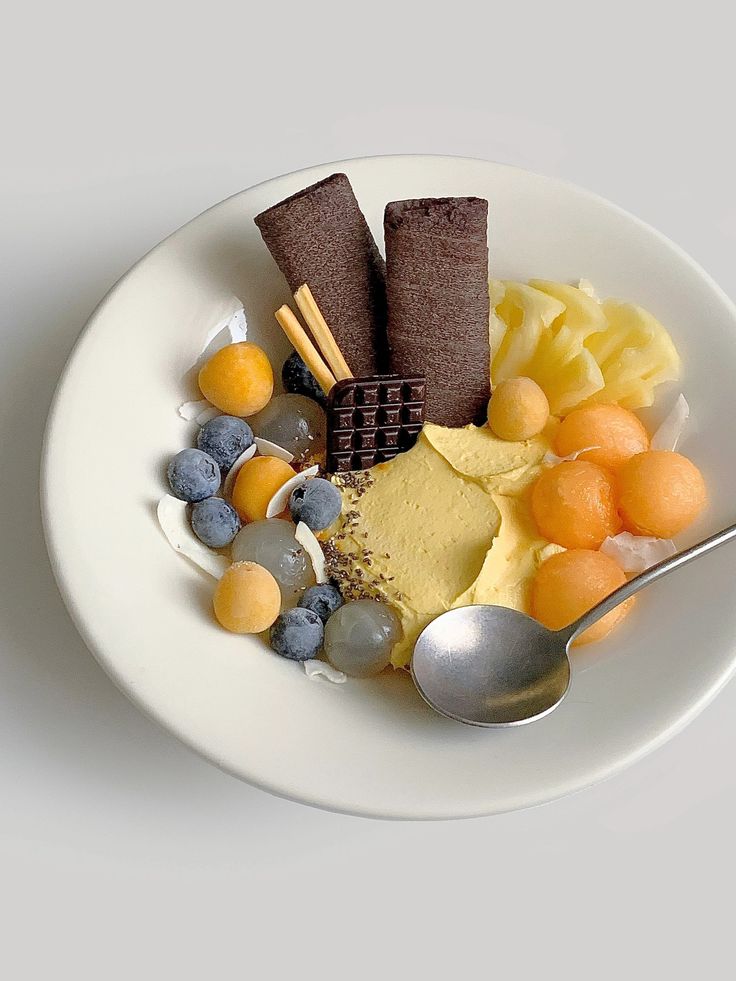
[324,600,401,678]
[231,519,315,607]
[248,394,326,459]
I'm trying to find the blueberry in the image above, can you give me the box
[270,607,324,661]
[289,478,342,531]
[167,448,221,502]
[191,497,241,548]
[298,584,344,623]
[282,351,326,407]
[197,415,254,472]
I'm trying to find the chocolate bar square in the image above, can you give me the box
[326,375,426,473]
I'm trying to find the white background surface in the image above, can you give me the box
[3,2,735,977]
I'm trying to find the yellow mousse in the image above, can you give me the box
[331,422,562,667]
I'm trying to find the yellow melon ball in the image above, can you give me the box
[617,450,707,538]
[532,549,633,646]
[231,456,295,523]
[555,403,649,470]
[531,460,622,549]
[213,561,281,633]
[488,377,550,441]
[198,342,274,416]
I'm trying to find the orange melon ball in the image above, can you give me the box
[488,377,550,441]
[532,549,633,646]
[531,460,622,549]
[198,342,274,416]
[555,403,649,470]
[213,561,280,633]
[617,450,707,538]
[231,456,295,523]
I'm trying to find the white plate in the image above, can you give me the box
[42,156,736,819]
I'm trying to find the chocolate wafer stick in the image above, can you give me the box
[384,197,490,428]
[255,173,388,377]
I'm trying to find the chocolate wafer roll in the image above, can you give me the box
[255,173,388,376]
[384,197,490,428]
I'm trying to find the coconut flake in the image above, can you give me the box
[195,405,222,426]
[222,444,258,499]
[543,445,600,466]
[266,465,319,519]
[178,308,248,420]
[157,495,230,579]
[178,398,211,422]
[600,532,676,574]
[295,521,327,583]
[303,660,347,684]
[577,278,601,302]
[254,437,294,463]
[195,307,247,370]
[651,394,690,452]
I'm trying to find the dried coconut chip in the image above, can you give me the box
[650,394,690,452]
[543,446,600,466]
[157,495,230,579]
[266,466,319,519]
[178,307,247,421]
[195,307,247,370]
[303,660,347,684]
[222,444,258,499]
[295,521,328,583]
[195,405,222,426]
[600,532,676,575]
[176,394,222,427]
[178,398,212,422]
[254,437,294,463]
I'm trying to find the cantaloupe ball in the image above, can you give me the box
[617,450,707,538]
[198,342,274,416]
[213,561,281,633]
[555,403,649,470]
[531,460,622,549]
[532,549,633,646]
[231,456,294,523]
[488,377,550,441]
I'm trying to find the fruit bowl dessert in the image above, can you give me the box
[44,155,736,817]
[158,173,707,694]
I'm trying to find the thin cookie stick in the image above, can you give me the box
[274,306,336,395]
[294,284,353,381]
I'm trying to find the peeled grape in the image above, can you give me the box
[248,394,326,460]
[324,600,401,678]
[231,519,315,606]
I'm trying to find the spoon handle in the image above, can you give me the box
[565,522,736,645]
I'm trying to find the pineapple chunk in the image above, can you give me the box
[584,301,681,410]
[526,329,604,416]
[489,279,509,360]
[489,281,681,416]
[490,282,565,382]
[528,280,608,347]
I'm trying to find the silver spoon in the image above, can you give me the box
[412,522,736,727]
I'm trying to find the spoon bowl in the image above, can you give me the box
[412,606,571,726]
[412,522,736,728]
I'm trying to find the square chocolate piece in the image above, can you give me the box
[326,375,426,473]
